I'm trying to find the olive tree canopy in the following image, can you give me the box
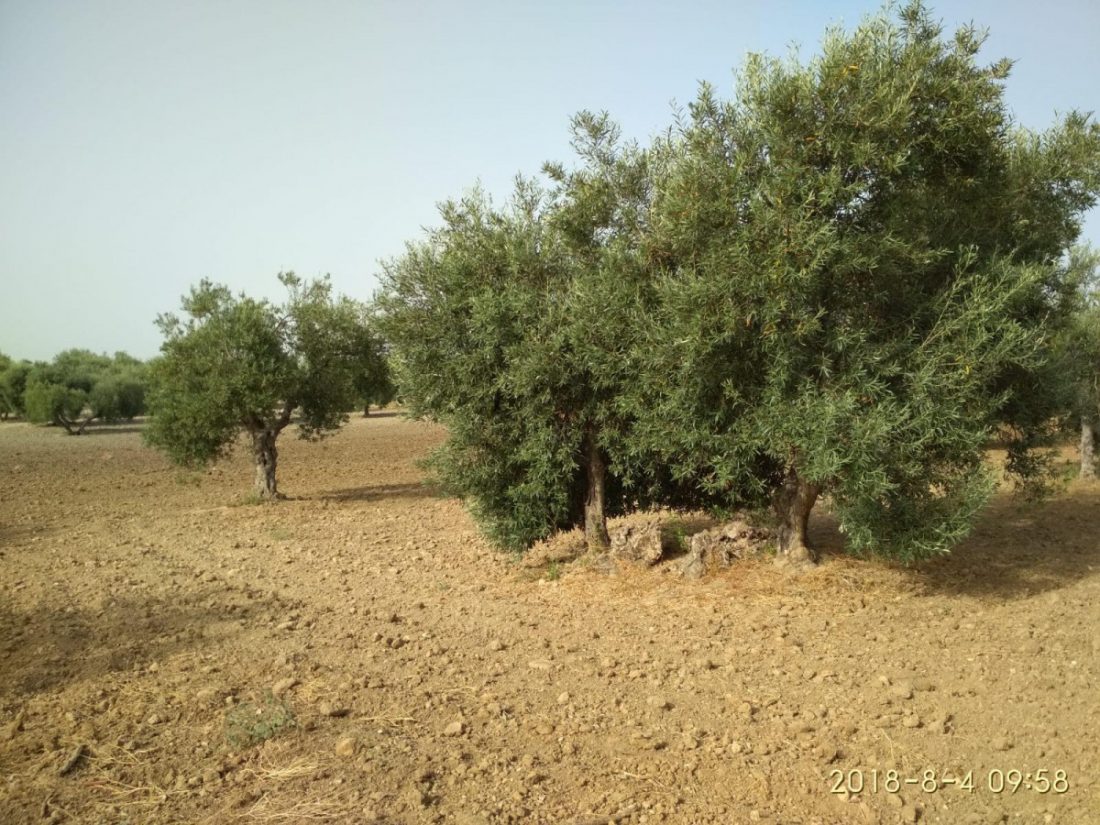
[145,273,374,499]
[632,1,1100,564]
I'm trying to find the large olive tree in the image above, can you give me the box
[379,115,710,553]
[634,1,1100,565]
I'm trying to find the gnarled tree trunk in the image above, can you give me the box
[1082,418,1097,480]
[773,467,821,568]
[57,413,96,435]
[363,404,371,418]
[251,429,280,500]
[583,427,610,552]
[245,403,295,500]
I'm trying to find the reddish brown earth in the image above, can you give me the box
[1,415,1098,825]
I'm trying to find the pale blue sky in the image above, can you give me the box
[2,0,1098,361]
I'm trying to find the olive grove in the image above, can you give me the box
[379,2,1099,565]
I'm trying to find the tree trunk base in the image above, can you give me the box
[252,429,281,501]
[1082,419,1097,480]
[583,428,610,554]
[773,541,817,572]
[773,467,821,572]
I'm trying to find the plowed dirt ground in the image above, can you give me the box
[1,415,1097,824]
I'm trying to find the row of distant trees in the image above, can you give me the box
[0,286,395,444]
[0,350,147,433]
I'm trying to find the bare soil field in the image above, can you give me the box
[1,416,1098,825]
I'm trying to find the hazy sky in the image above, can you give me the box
[2,0,1098,361]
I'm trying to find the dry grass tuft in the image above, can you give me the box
[361,712,418,728]
[245,792,344,822]
[243,756,317,782]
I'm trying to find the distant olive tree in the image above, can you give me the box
[1056,246,1100,478]
[24,375,89,433]
[0,359,33,420]
[351,318,396,416]
[0,378,8,420]
[23,350,146,434]
[145,273,368,499]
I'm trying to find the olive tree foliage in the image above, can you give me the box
[23,350,147,433]
[145,274,367,499]
[379,115,710,553]
[0,353,15,419]
[631,1,1100,564]
[0,353,29,420]
[352,317,397,416]
[378,182,590,551]
[1055,246,1100,478]
[94,352,148,421]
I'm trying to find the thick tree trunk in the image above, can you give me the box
[1082,418,1097,480]
[363,404,371,418]
[773,467,821,568]
[583,428,610,553]
[251,429,280,500]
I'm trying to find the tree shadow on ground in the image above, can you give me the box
[0,587,277,696]
[0,523,57,546]
[317,481,441,503]
[358,411,402,419]
[808,483,1100,601]
[79,424,146,436]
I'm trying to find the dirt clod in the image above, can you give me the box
[334,736,358,757]
[609,521,664,565]
[319,702,349,718]
[57,743,86,777]
[272,677,299,696]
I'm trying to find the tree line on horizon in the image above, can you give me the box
[0,350,148,434]
[3,2,1100,568]
[0,286,396,445]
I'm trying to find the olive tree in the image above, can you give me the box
[145,273,366,499]
[379,115,707,552]
[1055,246,1100,478]
[0,353,10,418]
[0,353,28,420]
[378,182,590,550]
[351,319,397,416]
[22,350,144,433]
[635,2,1100,565]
